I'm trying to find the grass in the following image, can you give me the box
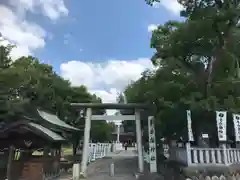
[62,147,73,155]
[31,146,73,156]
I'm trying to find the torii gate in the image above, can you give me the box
[70,103,150,177]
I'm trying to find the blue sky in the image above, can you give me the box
[0,0,182,105]
[37,0,181,67]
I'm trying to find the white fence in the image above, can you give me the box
[87,143,112,162]
[72,143,112,179]
[144,144,240,167]
[115,142,124,151]
[168,144,240,166]
[76,142,128,163]
[88,144,240,166]
[187,146,240,166]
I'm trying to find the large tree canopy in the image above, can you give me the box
[122,0,240,142]
[0,45,113,142]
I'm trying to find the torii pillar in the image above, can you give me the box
[135,109,144,172]
[71,103,147,178]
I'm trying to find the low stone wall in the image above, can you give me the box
[183,165,240,180]
[186,174,240,180]
[152,157,240,180]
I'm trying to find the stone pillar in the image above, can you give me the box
[135,109,144,173]
[117,125,120,142]
[79,108,92,178]
[220,143,228,165]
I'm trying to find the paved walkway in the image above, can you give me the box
[56,148,139,180]
[86,149,138,180]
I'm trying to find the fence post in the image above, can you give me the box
[104,144,107,157]
[92,144,96,161]
[95,144,98,158]
[100,143,102,158]
[186,142,192,166]
[222,144,228,165]
[110,162,115,176]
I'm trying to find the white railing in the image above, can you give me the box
[187,145,240,166]
[115,142,123,151]
[143,149,150,163]
[144,144,240,167]
[226,148,240,164]
[72,143,112,180]
[87,143,112,162]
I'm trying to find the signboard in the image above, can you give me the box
[202,134,209,138]
[186,110,194,141]
[148,116,157,173]
[216,111,227,141]
[233,114,240,141]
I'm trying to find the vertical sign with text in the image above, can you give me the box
[233,114,240,142]
[148,116,157,173]
[186,110,194,141]
[216,111,227,141]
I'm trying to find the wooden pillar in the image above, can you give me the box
[43,146,49,176]
[6,146,14,180]
[56,148,61,174]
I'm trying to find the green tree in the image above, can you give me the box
[91,121,115,142]
[0,45,113,145]
[148,0,240,112]
[0,45,29,122]
[123,0,240,143]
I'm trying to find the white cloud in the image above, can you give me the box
[60,58,153,90]
[153,0,183,15]
[0,5,46,59]
[148,24,158,32]
[9,0,68,20]
[90,89,119,116]
[60,58,154,109]
[91,89,118,104]
[0,0,68,59]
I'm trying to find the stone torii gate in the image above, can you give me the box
[71,103,148,177]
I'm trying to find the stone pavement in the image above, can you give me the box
[86,148,139,180]
[56,148,140,180]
